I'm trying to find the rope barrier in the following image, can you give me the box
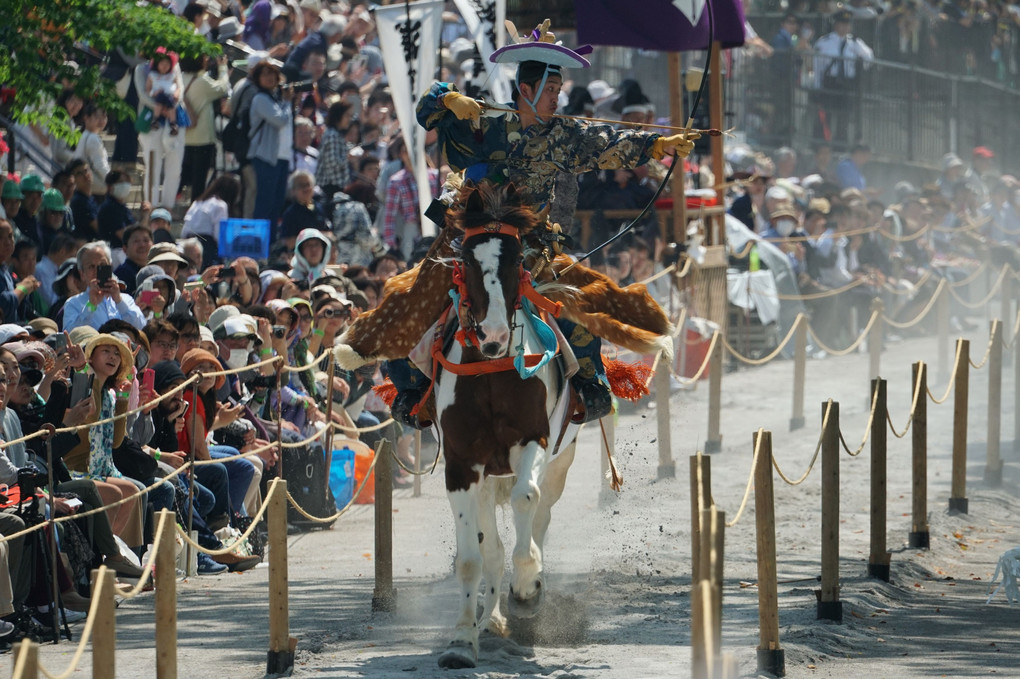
[673,331,720,385]
[724,428,763,528]
[945,260,990,289]
[37,566,110,679]
[285,447,380,523]
[927,342,964,404]
[773,277,870,301]
[1003,309,1020,350]
[722,314,803,366]
[281,349,331,373]
[772,400,833,486]
[838,387,880,457]
[946,265,1008,309]
[807,310,879,357]
[175,480,278,556]
[117,510,168,598]
[883,268,934,295]
[887,362,926,439]
[633,262,677,287]
[968,326,997,370]
[882,279,946,329]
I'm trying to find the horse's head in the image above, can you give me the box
[450,182,540,359]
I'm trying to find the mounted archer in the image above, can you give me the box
[334,19,695,424]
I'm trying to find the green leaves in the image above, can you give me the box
[1,0,220,143]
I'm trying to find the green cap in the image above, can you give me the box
[19,174,45,193]
[1,181,24,201]
[41,188,65,212]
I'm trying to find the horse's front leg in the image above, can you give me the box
[477,479,508,637]
[508,439,546,618]
[438,467,483,669]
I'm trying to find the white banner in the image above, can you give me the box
[374,0,445,237]
[452,0,511,104]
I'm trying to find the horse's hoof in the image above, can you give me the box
[438,641,477,669]
[508,580,544,619]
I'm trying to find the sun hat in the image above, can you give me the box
[150,207,173,224]
[1,181,23,201]
[198,326,217,353]
[208,305,241,336]
[19,175,45,193]
[148,243,189,266]
[68,326,98,347]
[84,333,135,383]
[180,348,225,390]
[0,324,29,345]
[214,316,258,341]
[770,203,799,221]
[41,189,65,212]
[217,17,243,42]
[55,259,77,285]
[25,318,58,338]
[491,20,593,69]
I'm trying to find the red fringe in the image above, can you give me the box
[373,379,398,406]
[604,359,652,402]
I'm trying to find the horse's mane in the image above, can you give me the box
[446,181,541,235]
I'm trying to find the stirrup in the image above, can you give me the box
[391,389,433,430]
[571,379,612,424]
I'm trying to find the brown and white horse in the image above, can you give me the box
[432,183,580,669]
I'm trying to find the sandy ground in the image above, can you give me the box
[24,319,1020,679]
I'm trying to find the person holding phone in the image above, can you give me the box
[0,219,40,324]
[60,242,146,331]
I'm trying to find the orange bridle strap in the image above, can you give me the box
[462,222,521,242]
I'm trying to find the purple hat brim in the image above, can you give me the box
[489,42,590,69]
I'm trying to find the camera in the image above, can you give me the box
[284,80,315,94]
[272,325,287,339]
[320,307,350,320]
[18,466,46,497]
[249,374,277,390]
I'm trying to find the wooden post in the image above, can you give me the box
[753,430,784,677]
[266,478,294,675]
[11,641,39,679]
[868,380,891,581]
[950,339,970,513]
[689,453,712,584]
[985,320,1003,486]
[790,316,807,431]
[1015,329,1020,453]
[155,510,178,679]
[412,429,422,498]
[372,439,396,612]
[691,579,713,679]
[937,282,950,382]
[656,351,675,479]
[599,414,617,506]
[868,298,884,384]
[1000,276,1012,367]
[818,401,842,620]
[909,363,930,549]
[91,568,117,679]
[705,335,723,453]
[700,506,725,670]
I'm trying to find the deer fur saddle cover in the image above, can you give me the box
[334,231,673,370]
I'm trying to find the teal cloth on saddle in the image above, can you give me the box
[514,296,558,380]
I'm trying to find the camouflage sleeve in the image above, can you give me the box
[560,120,660,173]
[549,171,578,229]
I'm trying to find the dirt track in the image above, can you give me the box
[27,320,1020,678]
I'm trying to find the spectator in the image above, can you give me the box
[97,170,151,253]
[812,9,874,148]
[62,241,146,331]
[114,224,155,296]
[47,258,82,324]
[247,60,294,225]
[134,49,186,209]
[73,103,112,198]
[10,174,45,243]
[35,232,78,307]
[67,158,99,241]
[836,143,871,191]
[0,182,23,232]
[149,207,176,244]
[316,100,354,202]
[10,240,45,317]
[0,220,40,322]
[292,116,319,176]
[181,174,241,266]
[181,54,232,200]
[380,136,438,261]
[345,153,381,220]
[280,170,329,247]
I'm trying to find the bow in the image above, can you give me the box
[562,0,717,275]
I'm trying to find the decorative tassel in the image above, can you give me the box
[599,418,623,492]
[604,358,652,402]
[373,379,397,406]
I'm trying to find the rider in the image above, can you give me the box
[387,21,697,428]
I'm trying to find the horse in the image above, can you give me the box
[428,181,582,669]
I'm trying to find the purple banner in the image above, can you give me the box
[575,0,746,52]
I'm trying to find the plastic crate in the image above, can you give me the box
[218,218,270,260]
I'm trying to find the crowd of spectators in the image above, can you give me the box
[0,0,1017,651]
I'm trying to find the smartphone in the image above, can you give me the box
[96,264,113,284]
[179,400,189,418]
[139,290,160,305]
[69,371,92,405]
[217,268,236,281]
[53,333,68,356]
[141,368,155,395]
[183,280,206,291]
[64,497,83,511]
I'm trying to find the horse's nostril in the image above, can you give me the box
[482,342,501,356]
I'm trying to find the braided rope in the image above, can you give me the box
[175,480,278,556]
[807,310,879,357]
[285,447,380,523]
[838,387,880,457]
[946,265,1008,309]
[927,342,964,404]
[721,314,802,366]
[968,323,998,370]
[882,279,946,329]
[36,566,112,679]
[724,429,763,528]
[887,363,926,439]
[772,400,833,486]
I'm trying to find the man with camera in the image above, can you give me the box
[61,242,146,331]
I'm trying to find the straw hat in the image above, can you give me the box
[180,348,225,390]
[84,333,135,384]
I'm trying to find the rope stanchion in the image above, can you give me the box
[887,361,926,439]
[984,320,1004,486]
[12,640,39,679]
[790,315,807,431]
[868,379,891,582]
[927,340,963,405]
[155,509,177,679]
[818,400,842,621]
[968,323,997,370]
[89,567,117,678]
[705,332,723,453]
[266,478,294,676]
[655,346,676,479]
[950,339,970,514]
[838,386,881,457]
[909,362,930,549]
[372,438,396,613]
[808,310,879,357]
[752,429,785,677]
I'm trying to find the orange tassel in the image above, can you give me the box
[604,359,652,402]
[373,379,398,406]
